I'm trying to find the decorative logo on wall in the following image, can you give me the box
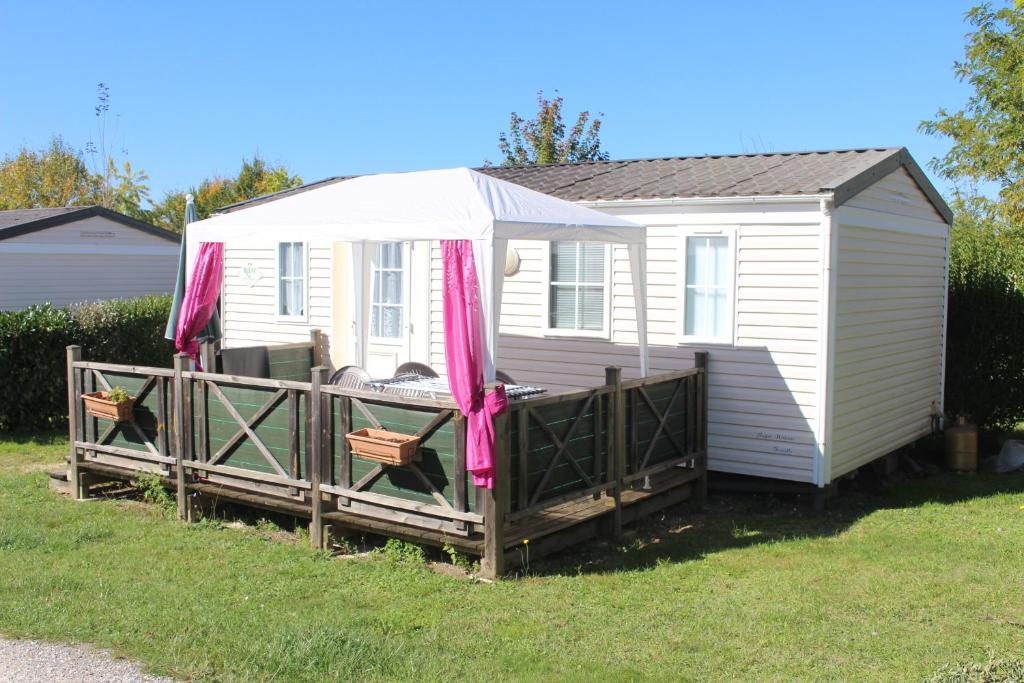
[241,262,262,287]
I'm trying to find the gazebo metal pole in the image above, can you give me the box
[627,240,649,377]
[350,240,369,369]
[488,238,508,383]
[472,237,506,383]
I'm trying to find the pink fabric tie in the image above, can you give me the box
[174,242,224,369]
[441,240,507,489]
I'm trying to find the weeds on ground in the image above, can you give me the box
[372,538,425,565]
[442,540,477,574]
[255,517,282,533]
[926,655,1024,683]
[132,473,174,513]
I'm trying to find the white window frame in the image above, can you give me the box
[275,241,309,323]
[676,227,737,345]
[542,241,612,339]
[368,241,412,345]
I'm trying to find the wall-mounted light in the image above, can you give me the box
[504,248,522,277]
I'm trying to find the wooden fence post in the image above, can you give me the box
[199,341,217,373]
[66,346,83,500]
[605,366,624,536]
[310,329,324,368]
[173,353,191,520]
[693,351,709,508]
[481,409,511,579]
[309,366,327,549]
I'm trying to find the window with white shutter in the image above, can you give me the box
[547,241,609,336]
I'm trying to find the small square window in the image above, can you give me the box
[548,241,609,334]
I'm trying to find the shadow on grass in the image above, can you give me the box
[524,470,1024,578]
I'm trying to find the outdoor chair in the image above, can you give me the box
[329,365,372,389]
[394,361,439,378]
[495,370,515,385]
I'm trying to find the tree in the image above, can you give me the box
[85,83,151,220]
[920,3,1024,224]
[0,84,151,218]
[921,3,1024,428]
[496,91,610,167]
[150,156,303,233]
[944,195,1024,429]
[0,137,95,209]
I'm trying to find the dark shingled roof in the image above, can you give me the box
[218,148,952,223]
[478,148,896,200]
[0,206,179,243]
[0,207,84,230]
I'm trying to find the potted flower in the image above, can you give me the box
[82,385,135,422]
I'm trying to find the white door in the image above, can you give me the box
[366,241,411,376]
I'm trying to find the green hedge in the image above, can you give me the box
[945,211,1024,430]
[0,295,174,432]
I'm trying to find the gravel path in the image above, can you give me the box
[0,637,175,682]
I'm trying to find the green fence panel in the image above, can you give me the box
[99,372,163,454]
[266,345,313,382]
[201,383,302,476]
[509,397,604,512]
[333,400,467,511]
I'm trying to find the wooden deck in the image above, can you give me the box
[64,344,708,578]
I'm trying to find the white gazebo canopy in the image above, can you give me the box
[186,167,649,380]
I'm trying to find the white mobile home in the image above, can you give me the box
[0,206,180,310]
[211,148,951,488]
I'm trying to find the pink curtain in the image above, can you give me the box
[442,240,508,489]
[175,242,224,368]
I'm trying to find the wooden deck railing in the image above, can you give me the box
[66,346,707,578]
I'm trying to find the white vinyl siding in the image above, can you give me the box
[428,201,824,484]
[221,241,332,348]
[829,169,949,480]
[0,215,179,310]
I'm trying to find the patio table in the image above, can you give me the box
[368,374,546,401]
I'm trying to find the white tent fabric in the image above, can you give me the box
[185,167,649,380]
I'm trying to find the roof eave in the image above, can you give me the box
[575,193,831,209]
[0,206,180,243]
[828,147,953,224]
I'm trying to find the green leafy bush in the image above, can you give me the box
[68,295,175,367]
[945,207,1024,430]
[0,304,76,433]
[0,295,174,432]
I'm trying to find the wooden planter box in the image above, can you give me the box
[82,391,135,422]
[346,428,420,466]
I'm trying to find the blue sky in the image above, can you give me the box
[0,1,978,204]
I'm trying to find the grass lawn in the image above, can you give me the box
[0,434,1022,682]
